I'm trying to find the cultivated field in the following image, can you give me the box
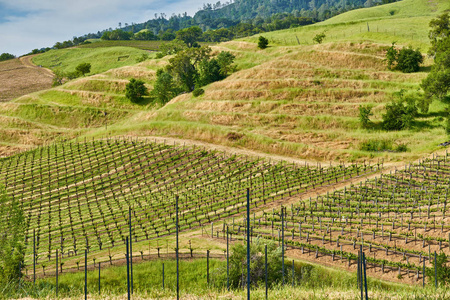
[0,138,378,278]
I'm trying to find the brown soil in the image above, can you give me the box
[0,56,53,102]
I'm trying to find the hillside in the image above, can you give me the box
[0,0,449,162]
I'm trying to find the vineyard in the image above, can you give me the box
[0,138,378,278]
[223,151,450,283]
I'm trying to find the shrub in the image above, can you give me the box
[192,88,204,97]
[0,186,25,283]
[0,53,15,62]
[151,71,178,104]
[426,252,450,286]
[396,47,423,73]
[385,43,423,73]
[125,78,148,103]
[358,105,373,129]
[258,36,269,49]
[75,62,91,76]
[214,239,282,289]
[313,32,326,44]
[382,93,417,130]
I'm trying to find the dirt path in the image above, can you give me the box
[19,55,54,78]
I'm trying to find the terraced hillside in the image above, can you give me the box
[0,138,378,277]
[0,0,448,162]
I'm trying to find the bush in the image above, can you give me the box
[396,47,423,73]
[75,62,91,76]
[214,239,282,289]
[359,140,408,152]
[0,53,15,62]
[313,32,326,44]
[258,36,269,49]
[358,105,373,129]
[385,43,423,73]
[0,186,25,283]
[426,252,450,286]
[382,93,417,130]
[125,78,148,103]
[151,71,178,104]
[192,88,205,97]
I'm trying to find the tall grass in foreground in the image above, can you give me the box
[3,258,450,299]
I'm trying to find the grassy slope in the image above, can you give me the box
[110,0,449,162]
[1,0,449,162]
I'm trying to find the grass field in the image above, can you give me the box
[0,0,448,161]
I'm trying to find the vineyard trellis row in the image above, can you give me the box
[0,137,378,276]
[221,152,450,282]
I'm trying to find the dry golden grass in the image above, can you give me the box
[0,58,53,102]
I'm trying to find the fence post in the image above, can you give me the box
[423,260,425,288]
[265,244,268,300]
[207,250,210,285]
[227,226,229,291]
[176,195,179,300]
[129,207,133,294]
[85,249,88,300]
[282,206,285,286]
[126,237,130,300]
[162,263,165,289]
[33,229,36,285]
[435,251,437,289]
[363,252,368,300]
[98,262,101,294]
[292,260,295,287]
[246,188,250,300]
[56,249,58,297]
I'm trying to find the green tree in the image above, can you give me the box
[422,13,450,105]
[396,47,423,73]
[215,239,282,289]
[358,105,373,129]
[428,12,449,56]
[134,30,157,41]
[258,36,269,49]
[426,252,450,286]
[151,71,178,104]
[52,69,66,86]
[197,58,224,86]
[216,51,236,76]
[313,32,326,44]
[125,78,148,103]
[176,26,203,48]
[0,53,15,62]
[385,42,398,70]
[75,62,91,76]
[0,185,26,283]
[167,46,212,92]
[382,95,417,131]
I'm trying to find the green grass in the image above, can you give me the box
[4,256,449,299]
[32,47,150,75]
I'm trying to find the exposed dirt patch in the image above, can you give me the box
[0,56,53,102]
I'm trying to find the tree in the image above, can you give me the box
[428,12,449,56]
[382,95,417,130]
[426,252,450,286]
[0,53,15,62]
[258,36,269,49]
[396,47,423,73]
[125,78,148,103]
[151,71,178,104]
[215,239,282,289]
[52,70,66,87]
[75,63,91,76]
[421,13,450,103]
[134,30,157,41]
[358,105,373,129]
[313,32,326,44]
[385,42,398,70]
[197,58,224,86]
[216,51,236,76]
[0,185,25,283]
[176,26,203,47]
[167,46,212,92]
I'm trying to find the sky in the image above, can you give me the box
[0,0,208,56]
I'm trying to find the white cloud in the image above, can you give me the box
[0,0,207,56]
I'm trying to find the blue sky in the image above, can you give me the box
[0,0,208,56]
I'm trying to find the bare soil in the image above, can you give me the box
[0,56,53,102]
